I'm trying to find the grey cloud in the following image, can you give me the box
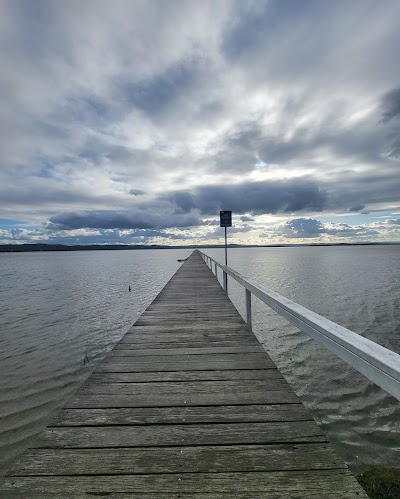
[116,59,199,117]
[326,224,379,238]
[44,228,189,245]
[221,1,265,56]
[381,87,400,158]
[224,122,263,150]
[386,218,400,225]
[222,1,400,89]
[47,209,201,231]
[0,225,187,246]
[202,219,220,226]
[221,1,328,77]
[46,176,327,233]
[0,178,95,206]
[349,204,365,212]
[168,179,326,216]
[229,224,254,234]
[77,138,161,184]
[53,93,120,131]
[262,125,384,166]
[216,0,400,170]
[385,132,400,159]
[281,218,324,238]
[280,218,379,239]
[207,109,386,177]
[210,122,263,173]
[195,228,220,240]
[1,1,400,246]
[381,88,400,122]
[327,168,400,212]
[168,191,195,214]
[129,188,146,196]
[240,215,255,222]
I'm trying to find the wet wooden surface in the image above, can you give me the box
[0,251,367,497]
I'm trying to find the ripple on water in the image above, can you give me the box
[204,246,400,473]
[1,247,399,475]
[0,249,186,475]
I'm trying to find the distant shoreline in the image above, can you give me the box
[0,242,399,252]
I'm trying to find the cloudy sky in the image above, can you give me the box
[1,0,400,246]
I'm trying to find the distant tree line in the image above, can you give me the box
[0,242,396,253]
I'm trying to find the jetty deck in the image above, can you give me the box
[1,251,367,497]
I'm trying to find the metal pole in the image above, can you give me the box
[224,227,228,266]
[224,226,228,293]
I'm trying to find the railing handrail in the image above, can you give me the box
[198,250,400,401]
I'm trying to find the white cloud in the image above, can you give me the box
[0,0,399,245]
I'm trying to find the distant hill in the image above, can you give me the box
[0,242,398,252]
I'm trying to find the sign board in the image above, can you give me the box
[220,210,232,227]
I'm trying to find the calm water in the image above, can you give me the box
[0,246,399,475]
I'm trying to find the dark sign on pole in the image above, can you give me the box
[220,210,232,227]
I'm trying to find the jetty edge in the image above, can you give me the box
[0,250,367,498]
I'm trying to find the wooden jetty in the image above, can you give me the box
[1,251,367,498]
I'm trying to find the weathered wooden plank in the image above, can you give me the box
[67,388,299,408]
[35,421,326,448]
[118,333,259,348]
[95,353,275,372]
[117,334,259,348]
[9,443,344,475]
[134,318,246,326]
[116,340,260,349]
[0,491,366,499]
[49,404,313,427]
[112,345,264,354]
[72,379,294,407]
[84,369,285,383]
[137,315,243,322]
[139,312,243,318]
[0,470,368,497]
[124,324,253,333]
[122,329,255,342]
[79,379,291,395]
[140,308,240,314]
[122,330,255,339]
[144,308,242,315]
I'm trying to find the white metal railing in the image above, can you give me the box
[198,250,400,401]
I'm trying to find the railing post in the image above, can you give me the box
[245,288,252,329]
[223,270,228,294]
[215,262,218,277]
